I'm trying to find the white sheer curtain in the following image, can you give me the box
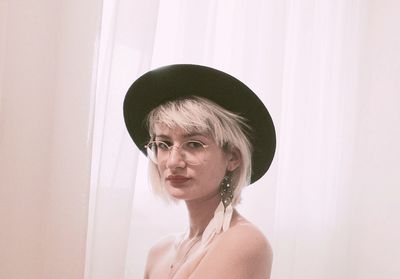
[85,1,400,279]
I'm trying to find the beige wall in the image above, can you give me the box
[0,0,101,278]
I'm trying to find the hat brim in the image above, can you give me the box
[123,64,276,184]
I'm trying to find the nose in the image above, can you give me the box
[165,147,186,169]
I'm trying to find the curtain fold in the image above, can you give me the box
[272,1,363,278]
[85,0,400,279]
[84,0,161,278]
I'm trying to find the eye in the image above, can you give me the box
[156,141,170,150]
[184,140,205,150]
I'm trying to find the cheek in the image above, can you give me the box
[200,157,228,183]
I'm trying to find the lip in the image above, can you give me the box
[166,175,191,184]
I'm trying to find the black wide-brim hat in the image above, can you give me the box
[123,64,276,184]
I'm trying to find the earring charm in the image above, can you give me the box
[219,173,233,208]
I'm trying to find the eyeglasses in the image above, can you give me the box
[145,140,210,165]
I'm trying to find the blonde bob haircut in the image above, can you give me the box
[146,96,253,206]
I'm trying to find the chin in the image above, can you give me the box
[165,185,191,199]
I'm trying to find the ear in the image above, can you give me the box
[226,148,241,172]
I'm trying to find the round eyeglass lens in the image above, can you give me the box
[145,141,208,165]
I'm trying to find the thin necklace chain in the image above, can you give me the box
[169,235,201,278]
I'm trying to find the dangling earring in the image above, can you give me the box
[219,172,233,208]
[208,172,234,237]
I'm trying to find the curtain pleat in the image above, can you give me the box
[84,1,400,279]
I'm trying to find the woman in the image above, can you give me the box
[124,64,276,279]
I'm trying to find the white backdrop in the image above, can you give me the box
[85,1,400,279]
[1,1,399,279]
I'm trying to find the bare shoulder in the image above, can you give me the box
[236,223,271,247]
[192,218,273,279]
[217,221,273,263]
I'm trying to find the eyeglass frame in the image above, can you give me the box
[144,139,211,165]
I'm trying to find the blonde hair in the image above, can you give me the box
[146,96,253,206]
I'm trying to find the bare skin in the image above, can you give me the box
[144,125,273,278]
[144,208,273,279]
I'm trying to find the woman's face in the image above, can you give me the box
[153,124,233,203]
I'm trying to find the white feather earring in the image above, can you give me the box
[214,201,225,234]
[201,201,223,246]
[200,173,235,247]
[222,203,233,231]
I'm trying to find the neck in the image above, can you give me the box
[184,194,221,238]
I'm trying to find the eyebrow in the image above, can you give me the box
[154,132,208,139]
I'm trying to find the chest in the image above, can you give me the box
[148,242,209,279]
